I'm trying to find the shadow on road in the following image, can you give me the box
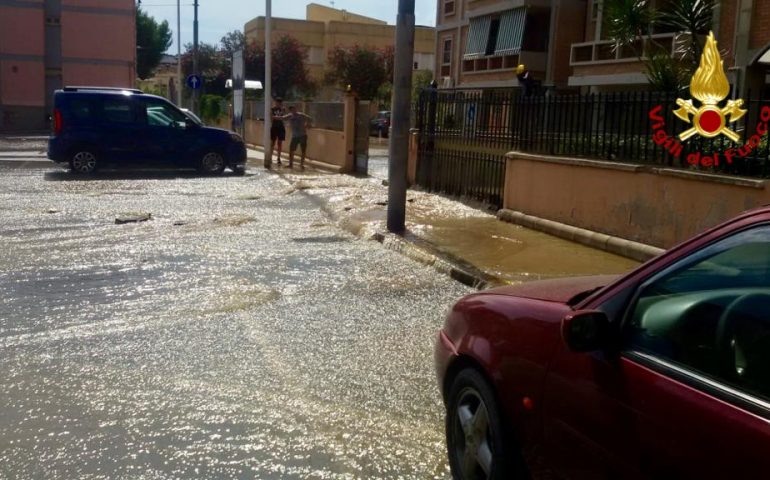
[43,168,245,182]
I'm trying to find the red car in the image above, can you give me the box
[436,206,770,479]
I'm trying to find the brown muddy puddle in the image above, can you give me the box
[410,214,640,283]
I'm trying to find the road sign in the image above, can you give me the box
[186,74,202,90]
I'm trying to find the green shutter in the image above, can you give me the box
[494,8,527,56]
[464,15,492,59]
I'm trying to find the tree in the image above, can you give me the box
[412,70,434,104]
[181,42,228,96]
[325,45,390,100]
[220,30,245,60]
[602,0,715,92]
[136,7,172,79]
[246,35,315,100]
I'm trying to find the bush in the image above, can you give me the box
[200,94,224,122]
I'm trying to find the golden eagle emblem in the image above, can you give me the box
[674,31,745,142]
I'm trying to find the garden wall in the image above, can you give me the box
[504,152,770,249]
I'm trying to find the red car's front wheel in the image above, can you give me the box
[446,368,527,479]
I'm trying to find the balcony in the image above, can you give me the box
[570,32,686,66]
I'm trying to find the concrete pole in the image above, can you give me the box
[193,0,199,114]
[177,0,181,106]
[387,0,415,233]
[263,0,272,169]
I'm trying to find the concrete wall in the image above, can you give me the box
[240,119,349,171]
[306,3,387,25]
[503,152,770,248]
[245,14,436,98]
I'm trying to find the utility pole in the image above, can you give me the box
[387,0,415,233]
[263,0,272,169]
[192,0,199,114]
[176,0,181,106]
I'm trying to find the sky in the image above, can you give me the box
[139,0,438,54]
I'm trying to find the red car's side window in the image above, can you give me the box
[625,225,770,404]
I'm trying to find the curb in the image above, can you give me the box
[497,209,664,262]
[272,170,498,290]
[0,158,52,169]
[371,232,500,290]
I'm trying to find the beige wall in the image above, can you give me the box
[245,15,436,91]
[504,152,770,248]
[239,119,349,171]
[306,3,386,25]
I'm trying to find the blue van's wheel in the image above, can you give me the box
[198,151,225,175]
[70,149,98,174]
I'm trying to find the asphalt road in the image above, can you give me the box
[0,161,471,479]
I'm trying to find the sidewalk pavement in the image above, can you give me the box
[246,148,642,289]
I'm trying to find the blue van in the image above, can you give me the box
[48,87,246,175]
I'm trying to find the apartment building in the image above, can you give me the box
[435,0,586,90]
[436,1,770,95]
[245,3,436,99]
[568,0,770,94]
[0,0,136,132]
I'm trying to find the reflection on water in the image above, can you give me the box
[0,167,468,479]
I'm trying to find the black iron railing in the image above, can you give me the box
[415,87,770,207]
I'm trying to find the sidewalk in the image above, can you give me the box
[246,148,642,289]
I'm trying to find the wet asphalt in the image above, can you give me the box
[0,162,472,479]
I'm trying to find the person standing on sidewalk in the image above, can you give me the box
[270,97,287,165]
[284,106,313,169]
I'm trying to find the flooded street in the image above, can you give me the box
[0,159,637,479]
[0,165,471,479]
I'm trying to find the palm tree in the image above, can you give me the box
[601,0,716,92]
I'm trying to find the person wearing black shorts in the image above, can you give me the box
[270,98,286,165]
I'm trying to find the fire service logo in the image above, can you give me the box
[649,31,770,167]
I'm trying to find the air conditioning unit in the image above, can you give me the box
[442,76,453,88]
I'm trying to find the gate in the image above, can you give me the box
[354,100,370,174]
[416,88,506,208]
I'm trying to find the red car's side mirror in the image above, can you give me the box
[562,310,610,352]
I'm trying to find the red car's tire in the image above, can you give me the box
[446,368,528,479]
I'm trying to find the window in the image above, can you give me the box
[444,0,455,15]
[102,99,135,124]
[442,38,453,65]
[308,46,325,66]
[464,8,526,61]
[592,0,601,21]
[441,38,452,76]
[68,99,93,122]
[626,225,770,402]
[143,99,187,128]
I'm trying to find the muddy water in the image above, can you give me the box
[411,214,640,283]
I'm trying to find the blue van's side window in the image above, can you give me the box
[103,99,134,123]
[69,99,92,121]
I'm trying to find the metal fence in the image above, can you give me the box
[245,101,344,131]
[416,87,770,207]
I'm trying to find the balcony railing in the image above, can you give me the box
[570,32,685,66]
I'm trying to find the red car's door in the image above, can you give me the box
[542,224,770,479]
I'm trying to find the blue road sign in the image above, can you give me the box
[186,74,202,90]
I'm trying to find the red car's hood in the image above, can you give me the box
[486,274,619,305]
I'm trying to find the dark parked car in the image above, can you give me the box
[435,207,770,479]
[48,86,246,175]
[370,111,390,138]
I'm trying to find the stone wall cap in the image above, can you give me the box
[653,168,766,189]
[505,151,645,172]
[506,151,769,189]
